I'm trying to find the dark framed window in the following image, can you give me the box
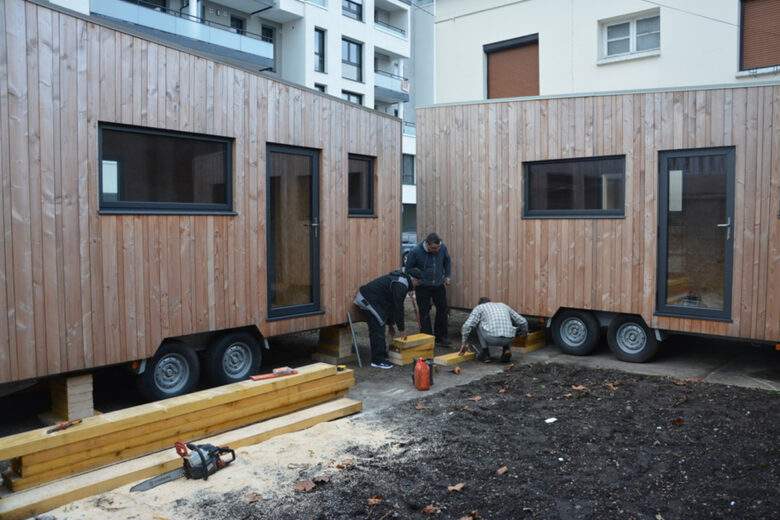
[261,25,274,43]
[342,0,363,21]
[341,90,363,105]
[314,28,326,72]
[739,0,780,70]
[402,154,415,185]
[314,83,327,93]
[342,37,363,81]
[99,123,232,214]
[348,154,374,216]
[523,155,625,218]
[230,15,245,35]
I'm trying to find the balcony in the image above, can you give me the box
[374,69,409,103]
[91,0,274,62]
[374,0,408,40]
[375,19,406,38]
[402,121,416,136]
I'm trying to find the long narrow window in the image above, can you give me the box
[524,155,625,218]
[348,155,374,216]
[342,0,363,21]
[99,123,232,214]
[314,28,326,72]
[740,0,780,70]
[342,38,363,82]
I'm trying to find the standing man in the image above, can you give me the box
[460,297,528,363]
[405,233,452,346]
[354,268,423,369]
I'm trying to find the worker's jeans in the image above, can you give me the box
[416,284,448,342]
[366,313,389,364]
[476,327,514,352]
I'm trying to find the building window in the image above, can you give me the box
[261,25,274,43]
[99,123,232,214]
[314,28,326,72]
[342,90,363,105]
[602,12,660,58]
[740,0,780,70]
[484,34,539,99]
[314,83,327,93]
[342,0,363,21]
[523,155,625,218]
[342,38,363,81]
[348,155,374,216]
[402,154,415,185]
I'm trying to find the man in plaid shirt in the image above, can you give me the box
[460,297,528,362]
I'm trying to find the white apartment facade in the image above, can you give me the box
[435,0,780,103]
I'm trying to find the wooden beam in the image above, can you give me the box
[433,351,476,366]
[0,398,362,520]
[391,333,435,350]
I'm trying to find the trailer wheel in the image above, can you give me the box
[205,332,262,385]
[551,310,600,356]
[138,343,200,401]
[607,316,658,363]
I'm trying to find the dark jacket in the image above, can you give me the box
[359,271,412,330]
[404,242,451,287]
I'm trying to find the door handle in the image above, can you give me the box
[717,217,731,240]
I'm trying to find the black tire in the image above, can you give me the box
[138,343,200,401]
[607,315,658,363]
[205,332,262,385]
[551,310,600,356]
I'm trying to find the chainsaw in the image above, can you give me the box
[130,441,236,492]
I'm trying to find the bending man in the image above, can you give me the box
[460,297,528,363]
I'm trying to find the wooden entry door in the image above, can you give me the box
[266,145,320,319]
[656,147,735,320]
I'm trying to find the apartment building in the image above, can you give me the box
[435,0,780,102]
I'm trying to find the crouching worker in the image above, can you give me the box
[354,268,423,369]
[460,297,528,363]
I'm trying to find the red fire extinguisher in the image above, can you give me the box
[413,357,433,391]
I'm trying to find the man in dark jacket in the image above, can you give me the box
[354,268,423,369]
[404,233,452,346]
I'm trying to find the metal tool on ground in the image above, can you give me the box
[130,441,236,492]
[250,367,298,381]
[46,419,82,434]
[346,311,363,368]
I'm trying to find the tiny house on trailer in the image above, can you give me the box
[0,0,400,398]
[416,82,780,362]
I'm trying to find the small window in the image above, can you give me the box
[342,0,363,21]
[342,90,363,105]
[524,155,625,218]
[314,28,326,72]
[740,0,780,70]
[602,13,660,58]
[261,25,274,43]
[342,38,363,81]
[99,123,232,214]
[230,16,246,35]
[314,83,327,93]
[402,154,415,185]
[348,155,374,216]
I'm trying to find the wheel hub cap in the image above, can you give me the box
[616,323,647,354]
[223,342,252,377]
[561,317,587,347]
[154,353,189,394]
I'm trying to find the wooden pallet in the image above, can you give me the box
[0,398,362,520]
[433,351,476,366]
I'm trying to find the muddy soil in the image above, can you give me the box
[190,363,779,520]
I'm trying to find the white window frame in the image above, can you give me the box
[598,9,660,65]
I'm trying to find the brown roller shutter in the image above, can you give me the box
[485,34,539,99]
[741,0,780,70]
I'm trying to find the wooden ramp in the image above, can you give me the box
[0,398,362,520]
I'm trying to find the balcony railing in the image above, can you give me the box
[374,69,409,98]
[403,121,416,136]
[375,18,406,37]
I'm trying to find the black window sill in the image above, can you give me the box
[266,309,325,322]
[522,213,625,220]
[348,213,377,219]
[99,209,238,216]
[341,77,365,85]
[653,310,732,323]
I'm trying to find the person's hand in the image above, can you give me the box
[444,277,451,286]
[459,343,467,356]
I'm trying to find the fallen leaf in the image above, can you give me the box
[459,512,482,520]
[671,417,685,426]
[367,495,383,506]
[468,395,482,402]
[498,387,507,394]
[447,482,465,492]
[671,379,687,386]
[451,366,462,375]
[525,393,534,398]
[244,492,263,504]
[415,401,428,410]
[504,363,515,372]
[562,393,573,398]
[293,480,316,492]
[335,458,354,469]
[496,465,509,476]
[422,504,441,514]
[571,384,588,391]
[313,474,332,484]
[605,382,619,391]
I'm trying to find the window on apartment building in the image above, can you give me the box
[314,28,326,72]
[314,83,327,93]
[99,123,232,213]
[343,0,363,21]
[342,38,363,81]
[602,12,660,58]
[740,0,780,70]
[261,25,274,43]
[342,90,363,105]
[484,34,539,99]
[524,155,625,218]
[348,155,374,216]
[402,154,415,185]
[230,16,246,35]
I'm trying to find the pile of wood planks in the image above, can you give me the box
[0,363,354,492]
[388,333,435,365]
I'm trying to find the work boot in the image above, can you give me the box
[500,347,512,363]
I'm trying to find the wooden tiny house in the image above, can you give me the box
[417,82,780,361]
[0,0,400,390]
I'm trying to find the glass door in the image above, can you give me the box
[657,147,735,320]
[267,145,320,319]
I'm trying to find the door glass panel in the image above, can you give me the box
[268,149,316,311]
[664,154,727,311]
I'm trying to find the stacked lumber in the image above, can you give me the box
[433,351,476,366]
[49,374,94,421]
[511,331,547,353]
[388,333,435,365]
[0,398,362,520]
[0,363,354,492]
[313,325,355,364]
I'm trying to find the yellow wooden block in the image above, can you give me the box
[433,351,476,366]
[512,331,546,353]
[388,345,434,365]
[391,333,435,351]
